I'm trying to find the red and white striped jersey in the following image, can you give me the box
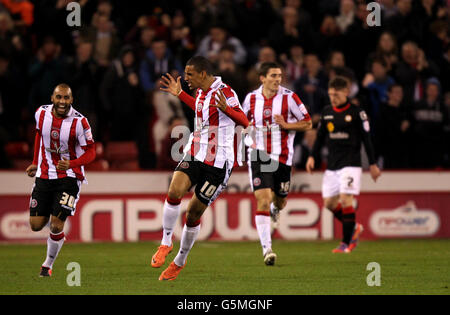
[185,77,244,169]
[243,85,311,166]
[34,104,94,181]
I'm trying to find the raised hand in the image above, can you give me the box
[160,73,182,96]
[211,89,228,112]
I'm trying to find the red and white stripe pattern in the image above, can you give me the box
[243,85,310,166]
[185,77,243,169]
[35,105,94,181]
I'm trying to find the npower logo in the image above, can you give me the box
[369,201,440,237]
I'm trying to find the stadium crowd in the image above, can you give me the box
[0,0,449,170]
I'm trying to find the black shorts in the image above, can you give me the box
[30,177,81,221]
[248,150,292,197]
[175,155,231,206]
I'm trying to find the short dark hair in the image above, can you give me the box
[258,62,282,77]
[186,56,214,75]
[328,76,349,90]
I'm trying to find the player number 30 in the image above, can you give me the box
[60,192,75,208]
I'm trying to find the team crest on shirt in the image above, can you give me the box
[345,115,352,122]
[30,199,38,208]
[327,122,335,133]
[179,161,189,169]
[51,130,59,140]
[197,102,204,112]
[227,96,239,108]
[263,109,272,119]
[253,177,261,187]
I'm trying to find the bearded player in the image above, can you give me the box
[26,84,96,277]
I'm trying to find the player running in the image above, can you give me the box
[151,56,249,281]
[306,76,381,253]
[26,84,96,276]
[242,62,312,265]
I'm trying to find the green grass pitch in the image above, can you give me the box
[1,240,449,295]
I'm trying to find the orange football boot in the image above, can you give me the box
[151,244,173,268]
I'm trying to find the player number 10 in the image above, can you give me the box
[200,181,217,198]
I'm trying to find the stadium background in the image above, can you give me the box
[0,0,449,244]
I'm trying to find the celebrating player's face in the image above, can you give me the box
[51,87,73,118]
[184,65,204,90]
[328,88,349,107]
[261,68,282,92]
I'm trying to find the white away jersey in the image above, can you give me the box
[34,104,94,181]
[243,85,311,166]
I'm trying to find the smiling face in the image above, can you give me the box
[51,86,73,118]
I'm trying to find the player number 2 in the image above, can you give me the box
[60,192,75,208]
[200,181,217,198]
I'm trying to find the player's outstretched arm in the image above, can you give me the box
[273,115,312,131]
[160,73,181,96]
[160,73,195,110]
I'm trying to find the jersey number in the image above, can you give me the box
[280,181,290,193]
[60,192,75,208]
[200,181,218,198]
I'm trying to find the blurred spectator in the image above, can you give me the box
[293,54,329,126]
[168,10,195,65]
[246,45,277,91]
[196,25,247,65]
[394,41,439,106]
[411,77,446,168]
[233,0,276,52]
[379,0,398,20]
[378,84,412,168]
[0,52,24,140]
[215,44,248,101]
[99,45,154,168]
[28,36,67,110]
[268,6,315,55]
[191,0,237,39]
[362,58,396,134]
[366,31,399,74]
[65,40,100,138]
[81,13,121,69]
[0,0,34,28]
[335,0,355,34]
[384,0,417,45]
[0,11,27,72]
[139,38,183,93]
[139,39,186,157]
[156,116,187,170]
[281,44,305,90]
[315,15,345,61]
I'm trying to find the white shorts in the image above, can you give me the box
[322,167,362,198]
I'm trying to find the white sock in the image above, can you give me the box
[42,232,65,269]
[174,224,200,267]
[255,215,272,255]
[161,199,181,246]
